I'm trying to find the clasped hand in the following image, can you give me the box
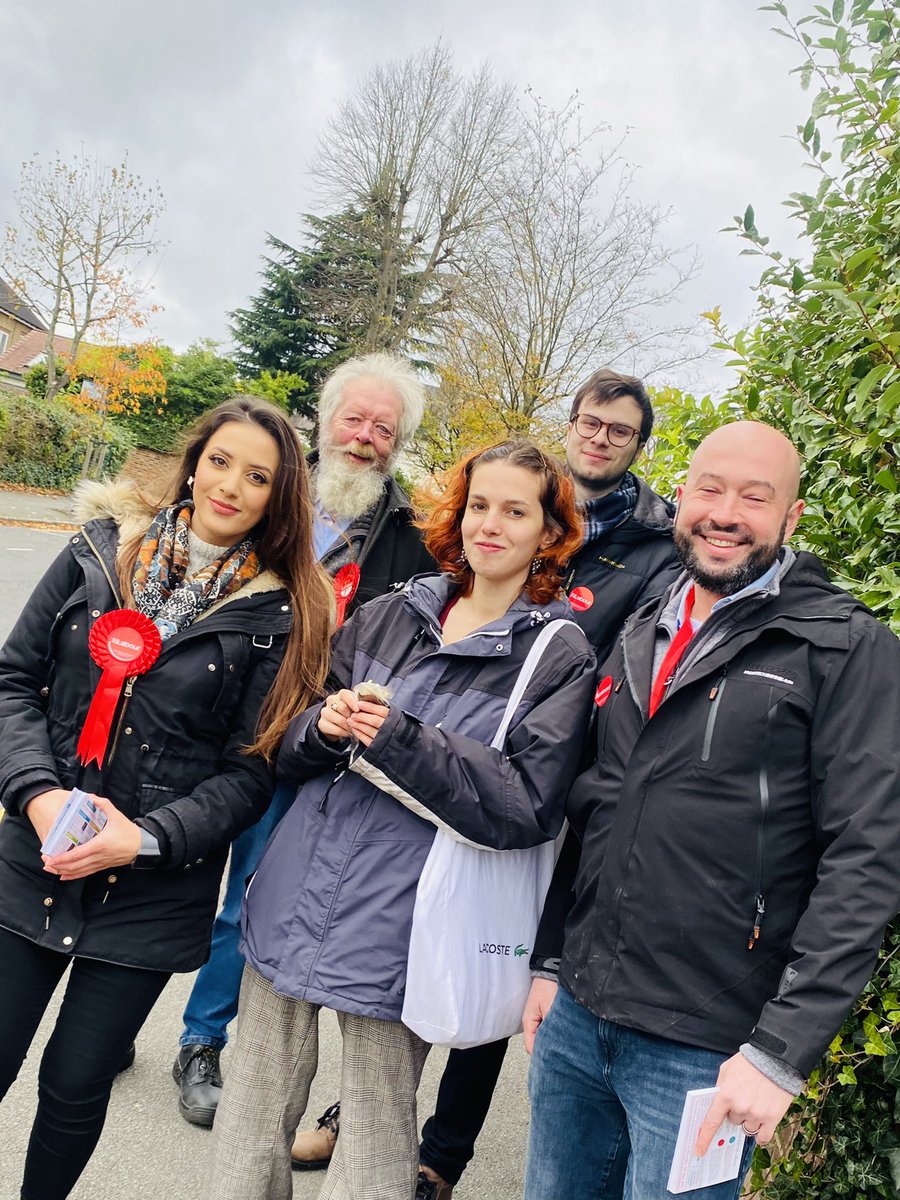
[28,788,142,880]
[318,687,389,747]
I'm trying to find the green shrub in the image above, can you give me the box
[0,389,132,491]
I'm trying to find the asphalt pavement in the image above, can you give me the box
[0,505,533,1200]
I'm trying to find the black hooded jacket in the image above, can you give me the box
[558,553,900,1077]
[0,482,292,972]
[563,477,680,664]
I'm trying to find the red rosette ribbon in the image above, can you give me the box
[76,610,162,769]
[333,563,361,628]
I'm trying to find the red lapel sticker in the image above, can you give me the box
[595,675,614,707]
[569,586,594,612]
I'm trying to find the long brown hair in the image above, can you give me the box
[117,396,333,759]
[421,440,583,605]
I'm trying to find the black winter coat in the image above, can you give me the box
[562,478,680,663]
[0,484,291,972]
[560,554,900,1077]
[532,477,680,968]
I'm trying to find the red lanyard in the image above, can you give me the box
[648,587,695,717]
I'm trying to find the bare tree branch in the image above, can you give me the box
[2,151,165,399]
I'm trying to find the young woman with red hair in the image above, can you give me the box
[207,439,598,1200]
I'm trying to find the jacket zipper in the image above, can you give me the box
[701,667,729,762]
[747,696,775,950]
[600,679,625,755]
[318,769,346,814]
[105,676,136,768]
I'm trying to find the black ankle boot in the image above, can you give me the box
[172,1044,223,1127]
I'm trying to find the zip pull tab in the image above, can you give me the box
[747,895,766,950]
[318,769,346,813]
[709,664,730,701]
[124,677,135,698]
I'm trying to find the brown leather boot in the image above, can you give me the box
[291,1101,340,1170]
[416,1166,454,1199]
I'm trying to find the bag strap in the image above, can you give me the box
[490,619,574,751]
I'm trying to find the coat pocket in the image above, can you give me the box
[139,782,181,816]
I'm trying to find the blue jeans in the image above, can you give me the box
[179,784,295,1049]
[525,986,756,1200]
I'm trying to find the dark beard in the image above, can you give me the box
[673,519,786,597]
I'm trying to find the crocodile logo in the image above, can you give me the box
[514,944,529,957]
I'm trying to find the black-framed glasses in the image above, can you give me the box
[570,413,640,447]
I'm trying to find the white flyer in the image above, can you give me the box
[40,788,107,856]
[667,1087,746,1194]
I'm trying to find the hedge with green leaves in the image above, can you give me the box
[0,389,132,491]
[645,3,899,1195]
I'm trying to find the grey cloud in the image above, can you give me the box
[3,0,816,395]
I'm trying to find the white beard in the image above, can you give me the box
[316,445,388,520]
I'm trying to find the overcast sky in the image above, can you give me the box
[1,0,815,396]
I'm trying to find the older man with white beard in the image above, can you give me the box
[171,354,434,1126]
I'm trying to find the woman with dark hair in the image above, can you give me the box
[0,396,333,1199]
[207,439,598,1200]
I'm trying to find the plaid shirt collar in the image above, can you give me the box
[580,473,638,545]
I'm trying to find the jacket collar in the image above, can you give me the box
[622,551,861,718]
[628,477,676,533]
[401,573,578,655]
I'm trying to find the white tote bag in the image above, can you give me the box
[401,620,571,1048]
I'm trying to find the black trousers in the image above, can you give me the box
[0,926,171,1200]
[419,1037,510,1186]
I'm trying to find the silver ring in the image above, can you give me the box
[740,1122,761,1136]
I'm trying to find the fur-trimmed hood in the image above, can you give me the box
[73,478,287,601]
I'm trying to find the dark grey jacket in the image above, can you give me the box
[560,554,900,1077]
[0,483,289,972]
[241,574,596,1021]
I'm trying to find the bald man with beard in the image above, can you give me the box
[523,422,900,1200]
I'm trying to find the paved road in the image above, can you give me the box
[0,527,533,1199]
[0,526,71,643]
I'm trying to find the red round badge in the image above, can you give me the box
[595,675,614,708]
[569,586,594,612]
[106,626,146,663]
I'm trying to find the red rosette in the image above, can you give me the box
[76,610,162,769]
[333,563,361,628]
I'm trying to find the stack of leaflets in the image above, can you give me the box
[667,1087,746,1194]
[40,788,107,856]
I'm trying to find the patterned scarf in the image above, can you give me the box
[580,472,638,545]
[132,504,260,641]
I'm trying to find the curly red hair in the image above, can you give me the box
[421,441,583,605]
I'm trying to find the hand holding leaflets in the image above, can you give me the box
[40,788,142,880]
[40,788,107,856]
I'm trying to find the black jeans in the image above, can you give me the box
[0,926,171,1200]
[419,1037,510,1186]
